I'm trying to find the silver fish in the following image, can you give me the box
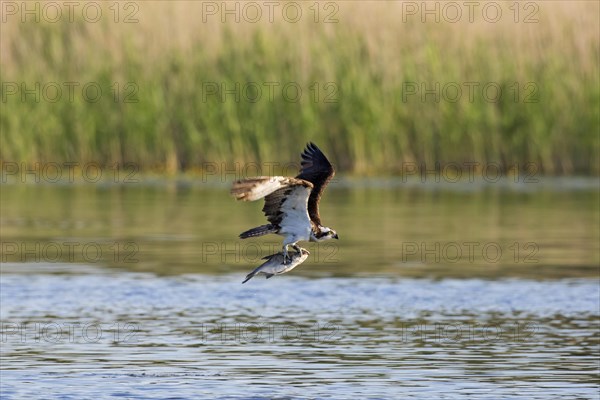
[242,248,310,283]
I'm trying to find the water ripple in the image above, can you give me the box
[1,269,598,399]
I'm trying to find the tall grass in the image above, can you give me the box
[1,2,598,175]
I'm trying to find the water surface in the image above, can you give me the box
[1,178,598,399]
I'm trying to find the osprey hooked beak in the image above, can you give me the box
[326,228,339,240]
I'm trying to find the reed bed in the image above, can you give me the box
[1,1,598,175]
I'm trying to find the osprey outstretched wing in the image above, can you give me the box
[296,142,335,227]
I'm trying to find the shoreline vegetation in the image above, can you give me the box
[1,2,598,175]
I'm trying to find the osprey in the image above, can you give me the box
[231,142,339,263]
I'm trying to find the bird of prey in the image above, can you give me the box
[231,142,339,263]
[242,248,311,283]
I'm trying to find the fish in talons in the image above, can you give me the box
[242,248,310,284]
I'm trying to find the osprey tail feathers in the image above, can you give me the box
[239,224,276,239]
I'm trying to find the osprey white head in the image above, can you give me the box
[310,226,339,242]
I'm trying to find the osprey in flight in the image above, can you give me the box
[231,142,339,263]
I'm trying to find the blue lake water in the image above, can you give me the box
[1,179,599,399]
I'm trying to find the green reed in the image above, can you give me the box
[1,3,598,175]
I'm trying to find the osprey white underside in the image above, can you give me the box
[276,183,312,246]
